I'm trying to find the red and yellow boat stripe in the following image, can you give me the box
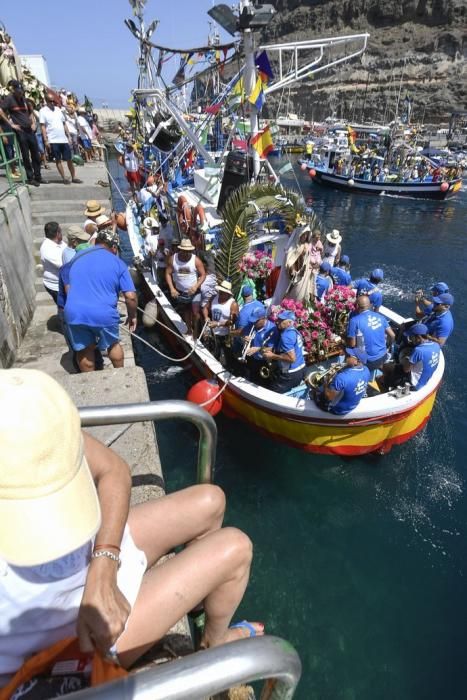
[223,386,439,456]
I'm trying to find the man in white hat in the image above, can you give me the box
[323,229,342,267]
[165,239,206,339]
[83,199,107,237]
[209,280,239,364]
[0,369,262,684]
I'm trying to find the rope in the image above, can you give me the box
[105,163,130,205]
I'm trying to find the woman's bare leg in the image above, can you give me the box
[116,526,255,667]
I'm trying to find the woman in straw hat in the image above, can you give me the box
[0,370,263,683]
[165,238,206,339]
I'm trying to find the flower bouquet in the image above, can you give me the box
[239,250,274,300]
[318,286,356,337]
[269,298,335,363]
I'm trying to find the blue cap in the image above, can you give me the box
[277,310,295,321]
[371,268,384,281]
[345,347,368,363]
[241,285,253,297]
[340,254,350,265]
[431,282,449,294]
[406,323,428,336]
[432,293,454,306]
[320,261,332,272]
[248,304,267,323]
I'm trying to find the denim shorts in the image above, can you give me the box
[67,323,120,351]
[50,142,72,162]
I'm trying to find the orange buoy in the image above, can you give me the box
[116,212,127,231]
[440,181,449,192]
[186,379,223,416]
[309,168,316,178]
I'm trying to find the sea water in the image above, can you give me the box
[110,154,467,699]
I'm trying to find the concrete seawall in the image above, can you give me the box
[0,186,34,367]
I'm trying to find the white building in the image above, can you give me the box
[19,55,51,87]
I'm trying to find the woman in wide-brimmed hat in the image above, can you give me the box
[165,238,206,339]
[323,228,342,267]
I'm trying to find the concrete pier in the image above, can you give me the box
[12,160,192,660]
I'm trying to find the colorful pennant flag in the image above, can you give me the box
[255,50,274,84]
[227,75,245,107]
[248,77,264,111]
[250,125,274,158]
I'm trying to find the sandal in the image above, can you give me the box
[229,620,264,638]
[72,178,83,183]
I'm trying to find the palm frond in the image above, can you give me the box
[215,182,311,296]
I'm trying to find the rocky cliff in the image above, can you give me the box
[260,0,466,124]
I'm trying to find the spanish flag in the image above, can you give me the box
[248,76,265,111]
[251,125,274,158]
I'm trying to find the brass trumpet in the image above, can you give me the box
[306,362,344,390]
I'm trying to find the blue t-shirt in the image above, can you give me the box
[347,310,389,361]
[57,259,72,309]
[354,278,382,309]
[250,320,276,360]
[331,266,352,286]
[64,246,135,327]
[329,365,371,414]
[316,274,332,301]
[425,309,454,343]
[277,327,305,372]
[408,340,440,390]
[233,299,264,351]
[62,246,76,265]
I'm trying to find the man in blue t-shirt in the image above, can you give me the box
[320,347,371,414]
[64,229,137,372]
[353,268,384,310]
[262,310,305,393]
[231,285,264,354]
[347,295,395,371]
[331,254,352,287]
[402,323,441,390]
[424,293,454,347]
[415,281,449,318]
[316,261,334,302]
[242,304,276,384]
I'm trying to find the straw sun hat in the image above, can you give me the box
[0,369,101,566]
[215,280,233,295]
[177,238,195,251]
[84,200,106,218]
[326,229,342,244]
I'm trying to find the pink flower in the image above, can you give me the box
[311,331,319,340]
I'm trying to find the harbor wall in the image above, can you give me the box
[0,186,34,368]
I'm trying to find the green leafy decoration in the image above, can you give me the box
[215,182,324,297]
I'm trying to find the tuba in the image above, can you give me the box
[305,362,344,390]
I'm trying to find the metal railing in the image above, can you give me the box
[0,130,25,201]
[79,399,217,484]
[67,636,302,699]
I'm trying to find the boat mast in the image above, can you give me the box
[241,6,260,178]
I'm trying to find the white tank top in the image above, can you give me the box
[172,253,197,292]
[323,242,339,266]
[211,295,235,336]
[0,526,146,682]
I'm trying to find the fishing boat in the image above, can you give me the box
[303,130,462,199]
[123,1,444,456]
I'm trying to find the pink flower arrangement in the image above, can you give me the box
[318,286,356,336]
[269,298,334,359]
[239,250,274,280]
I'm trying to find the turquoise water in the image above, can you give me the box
[110,156,467,699]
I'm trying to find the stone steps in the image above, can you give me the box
[31,198,109,213]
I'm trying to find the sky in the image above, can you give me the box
[2,0,233,108]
